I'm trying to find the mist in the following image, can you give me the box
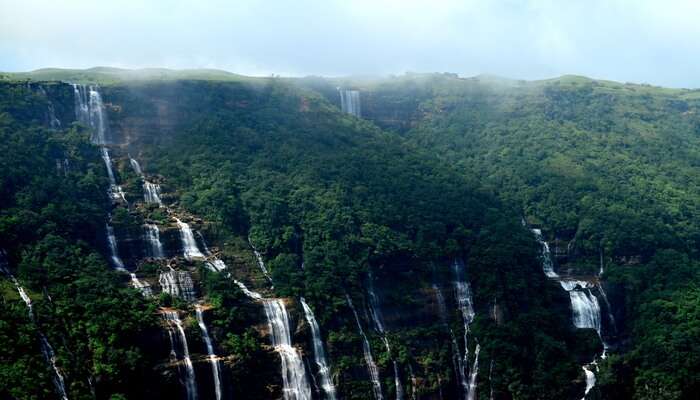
[1,0,700,87]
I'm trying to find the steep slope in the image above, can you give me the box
[330,73,700,399]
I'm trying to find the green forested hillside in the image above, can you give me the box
[0,69,698,400]
[340,73,700,399]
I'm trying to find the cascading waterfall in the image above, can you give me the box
[367,273,404,400]
[434,283,467,396]
[163,310,198,400]
[129,158,143,175]
[176,218,205,260]
[106,223,126,271]
[300,297,338,400]
[130,273,152,297]
[452,259,478,400]
[346,294,383,400]
[73,84,108,145]
[129,157,163,206]
[248,236,273,282]
[205,259,228,272]
[531,228,559,278]
[1,252,69,400]
[233,280,312,400]
[100,148,126,202]
[144,181,163,206]
[159,269,196,301]
[144,224,165,258]
[263,299,313,400]
[530,228,606,399]
[559,280,602,333]
[339,89,361,117]
[195,306,223,400]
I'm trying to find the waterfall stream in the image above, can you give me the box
[367,272,404,400]
[248,237,273,283]
[300,298,337,400]
[339,89,361,117]
[434,283,467,397]
[106,223,126,271]
[452,259,478,400]
[1,252,69,400]
[176,218,205,260]
[159,270,196,301]
[196,306,223,400]
[130,273,152,297]
[263,299,313,400]
[346,294,383,400]
[144,224,165,258]
[163,310,198,400]
[144,181,163,206]
[530,228,606,399]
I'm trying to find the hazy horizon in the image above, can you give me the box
[2,0,700,88]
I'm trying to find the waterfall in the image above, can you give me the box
[162,310,198,400]
[106,223,126,271]
[234,279,263,300]
[434,283,467,396]
[205,259,228,272]
[248,237,273,282]
[263,299,313,400]
[339,89,361,117]
[144,224,165,258]
[144,181,163,206]
[1,251,69,400]
[300,297,337,400]
[197,232,213,256]
[559,281,602,333]
[195,306,223,400]
[159,270,196,301]
[367,272,404,400]
[452,259,478,400]
[233,280,311,400]
[531,229,559,278]
[529,227,605,398]
[596,283,617,334]
[581,365,596,400]
[467,345,480,400]
[176,218,205,260]
[130,273,152,297]
[73,84,108,145]
[129,158,143,175]
[346,294,383,400]
[100,148,126,202]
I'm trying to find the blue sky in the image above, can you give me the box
[1,0,699,87]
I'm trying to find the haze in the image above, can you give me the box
[1,0,699,88]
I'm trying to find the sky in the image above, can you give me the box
[1,0,700,88]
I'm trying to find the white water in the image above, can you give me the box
[248,237,273,282]
[176,218,205,260]
[73,84,108,145]
[144,224,165,258]
[452,259,478,400]
[346,294,383,400]
[163,310,198,400]
[159,270,196,301]
[467,344,480,400]
[263,299,312,400]
[1,251,69,399]
[129,158,143,175]
[234,280,263,300]
[339,89,361,117]
[144,181,163,206]
[300,298,337,400]
[196,306,223,400]
[560,280,602,333]
[531,229,559,278]
[130,273,152,297]
[205,259,228,272]
[367,273,404,400]
[529,228,605,399]
[581,365,596,400]
[100,148,126,202]
[106,223,126,271]
[434,283,468,396]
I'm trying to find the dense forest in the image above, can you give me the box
[0,69,698,400]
